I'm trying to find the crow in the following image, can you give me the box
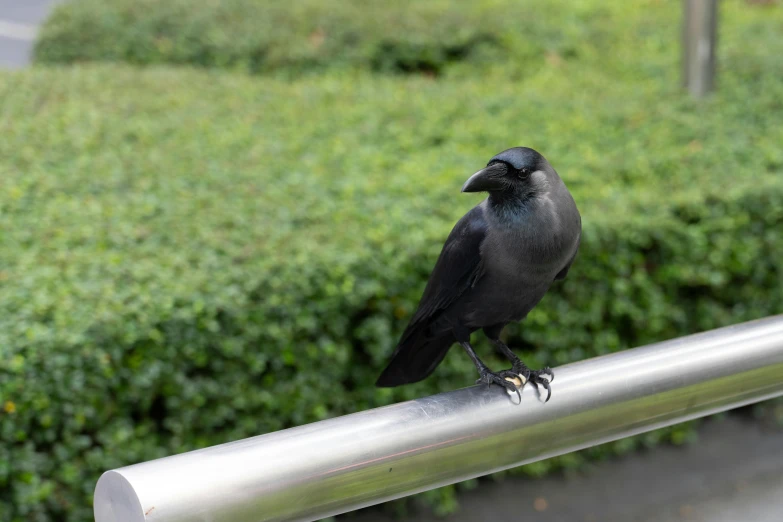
[376,147,581,402]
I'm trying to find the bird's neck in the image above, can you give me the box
[487,189,537,220]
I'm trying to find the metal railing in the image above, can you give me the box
[94,316,783,522]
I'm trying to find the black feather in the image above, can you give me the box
[376,206,487,386]
[375,147,581,392]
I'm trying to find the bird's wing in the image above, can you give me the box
[554,230,580,281]
[402,204,488,339]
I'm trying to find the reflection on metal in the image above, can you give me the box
[94,316,783,522]
[683,0,719,97]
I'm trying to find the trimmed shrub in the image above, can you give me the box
[32,0,783,79]
[3,1,782,520]
[32,0,675,77]
[33,0,528,75]
[2,57,782,520]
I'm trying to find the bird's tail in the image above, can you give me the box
[375,332,455,387]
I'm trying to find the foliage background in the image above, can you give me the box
[1,0,782,520]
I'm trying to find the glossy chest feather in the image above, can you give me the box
[461,189,580,326]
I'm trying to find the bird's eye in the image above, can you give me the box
[517,168,530,179]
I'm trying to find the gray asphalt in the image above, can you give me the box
[0,0,61,68]
[347,416,783,522]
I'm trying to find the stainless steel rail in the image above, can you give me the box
[94,316,783,522]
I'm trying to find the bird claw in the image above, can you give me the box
[499,366,555,402]
[539,366,555,383]
[527,368,554,402]
[475,369,522,404]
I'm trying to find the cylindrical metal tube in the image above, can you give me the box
[95,316,783,522]
[682,0,718,97]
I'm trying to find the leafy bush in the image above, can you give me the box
[33,0,511,74]
[31,0,672,76]
[3,1,782,521]
[32,0,783,91]
[33,0,783,78]
[2,56,783,520]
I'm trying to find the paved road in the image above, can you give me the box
[346,415,783,522]
[0,0,61,68]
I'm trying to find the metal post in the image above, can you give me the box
[683,0,719,97]
[94,316,783,522]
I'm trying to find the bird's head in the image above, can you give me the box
[461,147,553,199]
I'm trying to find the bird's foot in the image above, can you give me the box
[475,368,522,403]
[499,366,555,402]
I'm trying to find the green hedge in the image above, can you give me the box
[2,1,782,520]
[30,0,682,76]
[2,58,783,520]
[32,0,532,74]
[31,0,783,78]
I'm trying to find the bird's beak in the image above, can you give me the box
[461,162,509,193]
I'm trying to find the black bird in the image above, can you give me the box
[376,147,581,402]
